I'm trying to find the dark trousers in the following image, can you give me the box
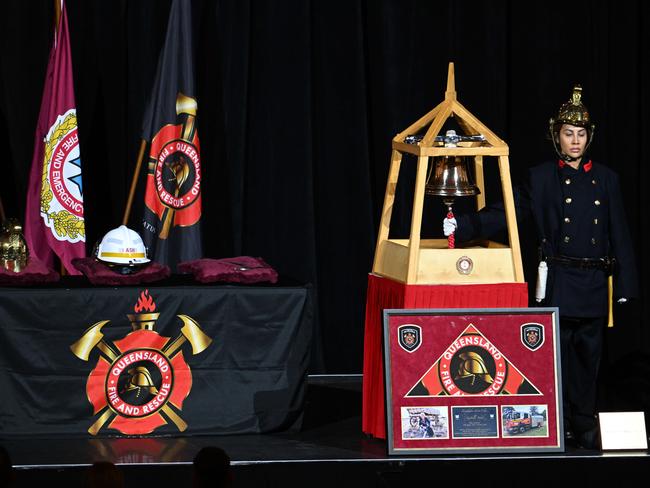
[560,316,607,435]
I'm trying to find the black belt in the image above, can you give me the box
[546,255,613,272]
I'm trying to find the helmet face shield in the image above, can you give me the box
[96,225,150,273]
[549,85,595,161]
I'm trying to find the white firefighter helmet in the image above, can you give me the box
[96,225,150,272]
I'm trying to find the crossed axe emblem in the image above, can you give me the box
[71,314,212,435]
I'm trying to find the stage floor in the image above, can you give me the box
[3,375,650,487]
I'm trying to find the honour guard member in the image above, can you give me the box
[443,86,638,449]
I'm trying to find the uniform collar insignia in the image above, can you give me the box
[558,159,592,172]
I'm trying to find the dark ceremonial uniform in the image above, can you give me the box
[457,158,638,444]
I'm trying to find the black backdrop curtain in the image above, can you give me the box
[1,0,649,375]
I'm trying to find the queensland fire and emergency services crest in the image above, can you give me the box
[70,289,212,436]
[40,109,85,242]
[144,93,201,240]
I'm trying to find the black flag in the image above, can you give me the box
[141,0,202,271]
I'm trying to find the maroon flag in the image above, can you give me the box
[24,1,85,274]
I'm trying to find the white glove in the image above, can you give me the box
[443,217,457,237]
[535,261,548,302]
[617,298,627,304]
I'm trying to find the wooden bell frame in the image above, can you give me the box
[372,63,524,284]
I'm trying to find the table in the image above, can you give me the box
[0,277,313,438]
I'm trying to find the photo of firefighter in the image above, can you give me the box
[401,407,449,440]
[501,405,548,437]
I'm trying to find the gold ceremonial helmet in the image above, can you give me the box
[455,351,494,385]
[549,85,595,160]
[0,218,30,273]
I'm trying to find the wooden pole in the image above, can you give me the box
[122,139,147,225]
[54,0,61,34]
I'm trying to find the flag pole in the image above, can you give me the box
[54,0,61,34]
[55,0,64,275]
[122,139,147,225]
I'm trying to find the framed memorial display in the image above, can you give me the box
[383,308,563,454]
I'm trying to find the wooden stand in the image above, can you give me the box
[372,63,523,284]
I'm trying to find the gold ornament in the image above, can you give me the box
[0,218,30,273]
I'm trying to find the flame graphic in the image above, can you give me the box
[134,289,156,313]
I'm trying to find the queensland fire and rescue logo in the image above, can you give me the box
[40,109,85,242]
[144,93,201,240]
[521,323,544,351]
[398,324,422,353]
[70,289,212,436]
[407,324,541,397]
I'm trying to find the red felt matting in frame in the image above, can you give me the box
[362,273,529,439]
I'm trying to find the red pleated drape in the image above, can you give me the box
[362,273,529,439]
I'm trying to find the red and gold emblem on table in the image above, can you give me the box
[70,289,212,435]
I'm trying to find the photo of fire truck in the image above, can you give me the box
[503,408,545,435]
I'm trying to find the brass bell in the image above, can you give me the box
[424,130,481,249]
[425,155,480,200]
[0,218,30,273]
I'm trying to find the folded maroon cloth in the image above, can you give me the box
[177,256,278,284]
[72,257,171,285]
[0,258,60,285]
